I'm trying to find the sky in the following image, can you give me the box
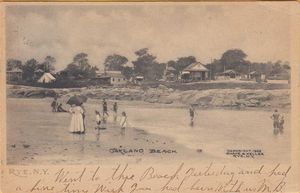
[5,2,294,71]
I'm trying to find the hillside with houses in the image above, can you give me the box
[6,48,291,110]
[6,48,290,89]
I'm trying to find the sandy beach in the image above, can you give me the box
[6,98,291,165]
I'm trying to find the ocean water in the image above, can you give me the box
[122,104,291,162]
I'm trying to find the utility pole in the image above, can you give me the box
[248,62,251,79]
[210,58,212,81]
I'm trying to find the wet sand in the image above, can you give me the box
[6,98,200,165]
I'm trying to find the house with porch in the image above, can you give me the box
[93,70,127,85]
[6,68,23,82]
[181,62,209,82]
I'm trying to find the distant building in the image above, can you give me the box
[248,71,258,80]
[221,70,239,79]
[163,65,176,81]
[37,73,56,83]
[181,62,209,81]
[6,68,23,82]
[107,71,127,85]
[248,71,266,82]
[94,70,127,85]
[132,75,144,85]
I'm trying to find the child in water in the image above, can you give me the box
[120,111,128,136]
[95,110,104,141]
[278,115,285,134]
[95,110,101,129]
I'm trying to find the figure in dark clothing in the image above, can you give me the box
[57,103,67,112]
[113,102,118,122]
[271,109,280,135]
[80,103,86,133]
[189,105,195,126]
[102,99,109,116]
[51,97,58,112]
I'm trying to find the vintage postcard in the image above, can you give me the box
[0,2,300,193]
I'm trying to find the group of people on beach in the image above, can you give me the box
[51,97,128,137]
[51,97,67,112]
[52,96,285,137]
[94,99,128,137]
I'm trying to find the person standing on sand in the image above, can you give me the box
[189,105,196,126]
[120,111,128,136]
[51,97,58,112]
[80,103,86,130]
[102,99,109,116]
[113,102,118,122]
[69,104,85,134]
[271,109,280,135]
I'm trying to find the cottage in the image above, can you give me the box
[181,62,209,81]
[248,71,267,82]
[133,75,144,85]
[248,71,258,79]
[221,70,239,79]
[7,68,23,82]
[164,66,176,81]
[106,71,127,85]
[94,70,127,85]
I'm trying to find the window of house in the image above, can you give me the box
[118,78,120,82]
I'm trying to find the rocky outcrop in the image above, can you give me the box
[7,85,290,109]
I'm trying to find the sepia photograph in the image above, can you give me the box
[4,3,293,167]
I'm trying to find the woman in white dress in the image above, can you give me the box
[69,104,85,134]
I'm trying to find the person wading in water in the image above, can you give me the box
[113,102,118,122]
[102,99,109,116]
[189,104,196,126]
[271,109,280,135]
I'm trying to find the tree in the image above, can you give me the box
[64,53,97,78]
[175,56,197,72]
[220,49,247,72]
[104,54,128,71]
[282,61,290,70]
[6,59,22,71]
[205,59,222,78]
[122,66,134,80]
[132,48,164,80]
[169,56,197,78]
[23,58,38,82]
[37,56,56,73]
